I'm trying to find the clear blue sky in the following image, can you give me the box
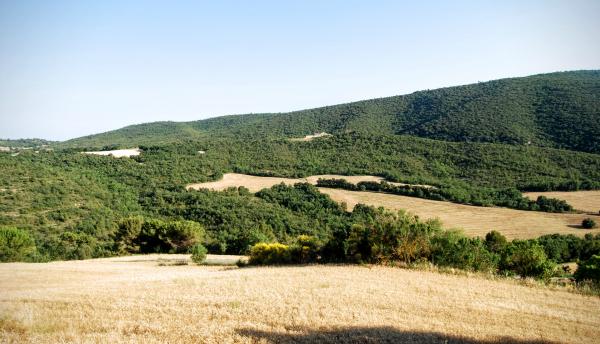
[1,0,599,141]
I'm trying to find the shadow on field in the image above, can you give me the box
[237,327,558,344]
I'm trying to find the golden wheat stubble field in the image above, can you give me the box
[523,191,600,214]
[320,188,600,240]
[187,174,600,240]
[1,255,600,344]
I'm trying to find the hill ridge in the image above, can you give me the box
[60,70,600,154]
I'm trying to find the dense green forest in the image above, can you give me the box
[61,71,600,153]
[1,71,599,267]
[2,134,599,260]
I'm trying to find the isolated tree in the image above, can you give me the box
[582,218,597,229]
[190,244,208,264]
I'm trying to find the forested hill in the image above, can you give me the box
[61,70,600,153]
[0,138,55,148]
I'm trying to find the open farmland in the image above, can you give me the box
[186,174,600,239]
[186,173,397,193]
[1,255,599,344]
[523,190,600,214]
[319,188,600,239]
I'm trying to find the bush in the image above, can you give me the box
[433,231,499,272]
[0,226,36,262]
[190,244,208,264]
[117,218,205,254]
[485,230,508,253]
[537,234,583,263]
[289,235,322,263]
[574,254,600,282]
[55,231,97,260]
[320,226,349,262]
[346,224,373,263]
[248,242,292,265]
[500,240,556,279]
[115,216,144,254]
[346,209,440,263]
[582,218,597,229]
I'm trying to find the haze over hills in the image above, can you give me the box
[62,70,600,154]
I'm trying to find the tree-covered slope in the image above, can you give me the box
[62,70,600,153]
[0,138,55,148]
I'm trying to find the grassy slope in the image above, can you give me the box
[1,256,599,343]
[61,70,600,153]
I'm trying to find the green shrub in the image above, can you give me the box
[162,220,205,252]
[55,231,97,260]
[347,209,440,263]
[0,226,36,262]
[500,240,556,279]
[289,235,322,263]
[248,242,292,265]
[118,218,205,254]
[115,216,144,253]
[536,234,584,263]
[190,244,208,264]
[485,230,508,253]
[582,218,597,229]
[346,224,373,263]
[574,254,600,282]
[320,226,349,262]
[433,231,499,272]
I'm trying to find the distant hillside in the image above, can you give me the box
[62,70,600,153]
[0,138,55,148]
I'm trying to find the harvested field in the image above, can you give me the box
[320,188,600,239]
[1,255,599,343]
[186,173,430,193]
[523,190,600,214]
[83,148,141,158]
[186,174,599,239]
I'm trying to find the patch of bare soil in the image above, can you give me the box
[83,148,141,158]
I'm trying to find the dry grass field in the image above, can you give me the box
[187,173,430,193]
[1,254,599,343]
[321,188,600,239]
[186,174,600,240]
[523,191,600,214]
[186,173,391,193]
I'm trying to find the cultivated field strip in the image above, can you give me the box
[523,190,600,214]
[187,174,600,239]
[1,255,599,343]
[320,188,600,240]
